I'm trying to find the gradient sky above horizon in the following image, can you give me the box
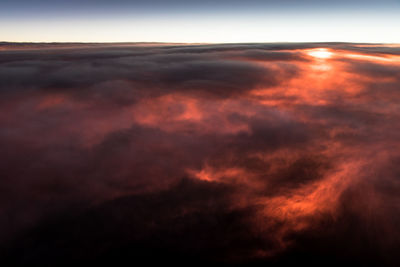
[1,0,400,43]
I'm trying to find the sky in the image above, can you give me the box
[0,0,400,43]
[1,0,400,265]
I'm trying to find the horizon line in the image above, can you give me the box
[1,41,399,45]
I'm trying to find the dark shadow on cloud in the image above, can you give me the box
[1,179,264,266]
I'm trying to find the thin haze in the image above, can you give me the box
[0,0,399,43]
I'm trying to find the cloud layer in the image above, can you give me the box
[1,42,400,266]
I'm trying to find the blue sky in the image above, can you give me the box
[1,0,399,42]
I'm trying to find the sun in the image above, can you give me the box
[307,48,333,59]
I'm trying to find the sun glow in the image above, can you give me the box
[307,48,333,59]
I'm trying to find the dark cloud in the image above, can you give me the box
[1,43,400,266]
[0,44,302,101]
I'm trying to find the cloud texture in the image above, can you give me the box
[1,42,400,266]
